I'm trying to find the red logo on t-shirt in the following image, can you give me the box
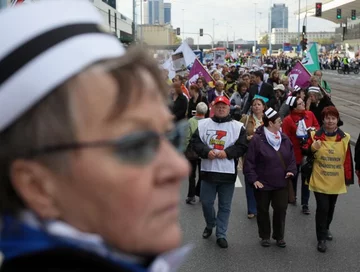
[209,130,227,150]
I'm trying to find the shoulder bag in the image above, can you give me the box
[276,151,296,203]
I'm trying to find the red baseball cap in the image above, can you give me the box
[213,96,230,106]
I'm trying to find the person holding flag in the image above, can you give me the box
[314,70,331,96]
[301,43,320,74]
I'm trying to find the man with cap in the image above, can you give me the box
[0,1,191,271]
[191,96,248,248]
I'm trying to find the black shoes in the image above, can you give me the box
[302,205,310,215]
[326,230,333,241]
[317,240,327,253]
[202,228,228,248]
[202,227,212,239]
[260,239,271,247]
[216,238,228,248]
[276,239,287,248]
[186,197,196,204]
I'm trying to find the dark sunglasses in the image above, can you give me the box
[25,120,189,165]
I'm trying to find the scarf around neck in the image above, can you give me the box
[264,126,282,151]
[252,114,263,129]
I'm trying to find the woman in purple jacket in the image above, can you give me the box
[244,108,297,248]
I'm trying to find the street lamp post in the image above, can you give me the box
[298,0,301,47]
[182,9,185,40]
[212,18,215,48]
[254,3,257,53]
[132,0,136,42]
[140,0,143,44]
[282,8,285,44]
[268,0,273,54]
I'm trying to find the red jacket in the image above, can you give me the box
[282,110,320,165]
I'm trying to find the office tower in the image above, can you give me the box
[164,2,171,24]
[143,0,164,25]
[271,4,288,29]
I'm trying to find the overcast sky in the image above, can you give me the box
[118,0,338,44]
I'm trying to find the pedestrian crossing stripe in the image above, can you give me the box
[235,176,242,188]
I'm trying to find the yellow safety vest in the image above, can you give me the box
[308,132,350,194]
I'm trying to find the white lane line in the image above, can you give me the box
[339,112,360,122]
[332,95,360,107]
[235,175,242,188]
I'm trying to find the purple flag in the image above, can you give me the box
[189,58,214,84]
[288,62,311,89]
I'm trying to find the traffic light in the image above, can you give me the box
[315,3,322,17]
[351,9,356,20]
[337,9,342,19]
[176,27,180,35]
[200,28,203,36]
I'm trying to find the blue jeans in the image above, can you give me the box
[245,178,257,215]
[200,180,235,239]
[292,164,310,206]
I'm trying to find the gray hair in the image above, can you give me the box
[196,102,208,115]
[0,47,168,215]
[215,80,224,87]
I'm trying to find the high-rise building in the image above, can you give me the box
[164,2,171,24]
[271,4,288,29]
[143,0,164,25]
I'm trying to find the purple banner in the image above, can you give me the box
[288,62,311,89]
[189,58,214,84]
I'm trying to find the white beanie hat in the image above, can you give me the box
[308,86,320,94]
[0,0,125,132]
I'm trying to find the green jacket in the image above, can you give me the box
[185,116,203,148]
[321,80,331,94]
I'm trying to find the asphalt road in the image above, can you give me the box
[178,145,360,272]
[321,70,360,145]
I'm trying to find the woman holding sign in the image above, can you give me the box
[305,106,354,253]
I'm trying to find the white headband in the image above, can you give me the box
[294,85,302,92]
[0,0,125,132]
[286,96,297,107]
[265,108,278,119]
[308,87,320,94]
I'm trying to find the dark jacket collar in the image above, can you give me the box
[315,127,346,141]
[211,115,232,123]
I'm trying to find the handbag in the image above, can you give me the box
[276,151,296,203]
[184,142,198,160]
[301,154,315,182]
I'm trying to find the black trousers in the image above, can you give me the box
[254,186,288,240]
[314,192,338,241]
[187,159,201,197]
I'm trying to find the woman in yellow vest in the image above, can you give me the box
[306,106,354,253]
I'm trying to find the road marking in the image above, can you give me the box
[331,95,360,107]
[235,175,242,187]
[339,111,360,122]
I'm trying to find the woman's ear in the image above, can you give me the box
[10,159,61,219]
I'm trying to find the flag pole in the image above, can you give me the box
[298,60,327,97]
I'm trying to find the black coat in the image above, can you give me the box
[355,133,360,171]
[172,94,188,122]
[0,248,143,272]
[242,82,276,114]
[187,95,208,119]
